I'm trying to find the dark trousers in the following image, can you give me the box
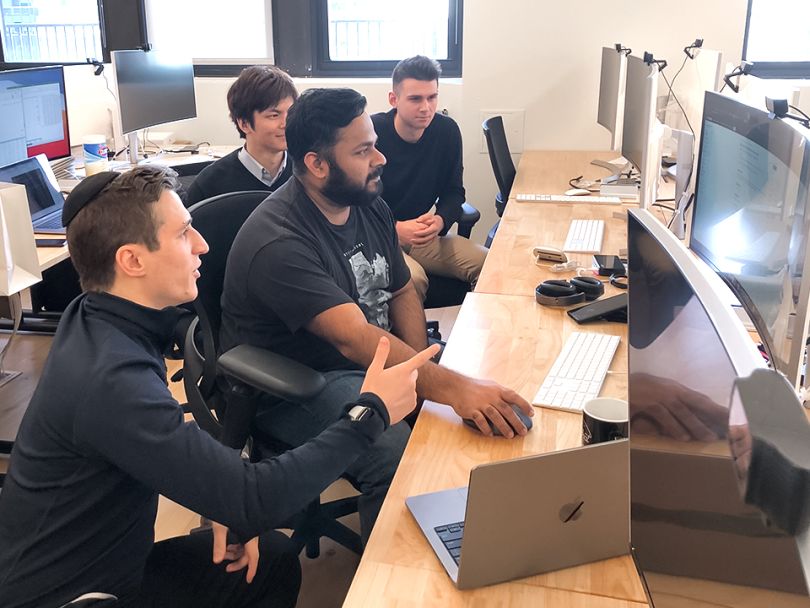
[133,529,301,608]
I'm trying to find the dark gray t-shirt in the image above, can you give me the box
[220,177,411,371]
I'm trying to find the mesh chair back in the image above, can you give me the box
[482,116,517,201]
[187,190,269,343]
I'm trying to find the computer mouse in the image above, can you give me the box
[462,404,533,436]
[564,188,592,196]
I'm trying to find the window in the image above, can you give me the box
[0,0,101,64]
[272,0,463,79]
[145,0,274,65]
[743,0,810,78]
[313,0,463,77]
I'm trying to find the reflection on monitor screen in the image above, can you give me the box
[690,92,810,385]
[0,66,70,166]
[628,209,810,608]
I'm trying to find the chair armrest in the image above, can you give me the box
[218,345,326,402]
[457,202,481,239]
[460,202,480,224]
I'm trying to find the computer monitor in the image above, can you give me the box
[627,208,810,607]
[0,66,71,166]
[621,55,664,209]
[690,91,810,390]
[597,46,628,152]
[111,49,196,161]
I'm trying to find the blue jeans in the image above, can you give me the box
[253,370,410,543]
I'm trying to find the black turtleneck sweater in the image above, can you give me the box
[0,292,387,608]
[371,109,465,234]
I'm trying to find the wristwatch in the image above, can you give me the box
[347,404,373,422]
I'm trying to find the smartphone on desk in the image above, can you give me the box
[593,254,626,277]
[35,238,66,247]
[568,293,628,324]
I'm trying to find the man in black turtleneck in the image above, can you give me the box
[0,166,437,608]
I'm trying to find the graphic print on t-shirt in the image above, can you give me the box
[348,250,392,330]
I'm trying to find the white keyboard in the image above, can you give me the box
[563,219,604,253]
[516,193,622,204]
[533,332,620,412]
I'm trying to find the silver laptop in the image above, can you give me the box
[0,154,66,234]
[406,439,629,589]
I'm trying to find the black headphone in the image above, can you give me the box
[535,276,604,307]
[609,273,628,289]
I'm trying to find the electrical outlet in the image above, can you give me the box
[480,110,525,154]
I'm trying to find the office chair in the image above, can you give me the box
[182,190,363,558]
[171,160,215,206]
[482,116,517,247]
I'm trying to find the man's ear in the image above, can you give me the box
[303,151,329,180]
[114,243,148,279]
[237,116,253,136]
[388,90,397,108]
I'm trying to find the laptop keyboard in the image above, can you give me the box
[434,521,465,564]
[36,213,64,230]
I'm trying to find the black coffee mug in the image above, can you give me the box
[582,398,628,445]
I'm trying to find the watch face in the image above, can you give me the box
[349,405,371,422]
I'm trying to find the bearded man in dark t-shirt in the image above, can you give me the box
[221,88,534,543]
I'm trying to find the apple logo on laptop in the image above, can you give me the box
[559,498,585,523]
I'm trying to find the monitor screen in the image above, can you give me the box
[597,47,627,151]
[690,92,810,380]
[112,49,196,134]
[621,55,657,174]
[627,209,810,607]
[0,66,71,166]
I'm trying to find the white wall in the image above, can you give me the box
[64,1,753,242]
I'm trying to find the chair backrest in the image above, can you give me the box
[187,190,270,342]
[482,116,516,201]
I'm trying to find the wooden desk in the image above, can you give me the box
[35,237,69,271]
[477,150,636,297]
[343,293,644,607]
[344,149,648,606]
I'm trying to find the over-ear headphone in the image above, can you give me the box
[535,276,604,307]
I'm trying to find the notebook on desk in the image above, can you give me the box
[0,154,66,234]
[406,439,629,589]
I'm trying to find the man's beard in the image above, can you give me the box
[322,159,383,208]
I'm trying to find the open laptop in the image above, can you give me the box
[0,154,66,234]
[406,439,629,589]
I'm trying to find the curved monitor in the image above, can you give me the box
[690,91,810,386]
[627,209,810,607]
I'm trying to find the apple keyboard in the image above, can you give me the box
[563,219,604,253]
[533,332,620,412]
[516,193,622,204]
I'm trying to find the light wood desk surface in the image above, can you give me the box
[477,150,637,297]
[35,238,69,272]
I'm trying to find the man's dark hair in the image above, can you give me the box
[285,88,367,174]
[227,65,298,138]
[392,55,442,90]
[67,166,179,292]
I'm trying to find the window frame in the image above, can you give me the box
[308,0,463,78]
[742,0,810,79]
[0,0,147,69]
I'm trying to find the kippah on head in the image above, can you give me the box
[62,171,120,227]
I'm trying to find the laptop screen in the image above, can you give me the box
[0,156,63,220]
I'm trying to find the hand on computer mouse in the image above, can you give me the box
[463,404,533,437]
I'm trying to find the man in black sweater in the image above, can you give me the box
[186,65,296,206]
[0,166,437,608]
[371,56,487,300]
